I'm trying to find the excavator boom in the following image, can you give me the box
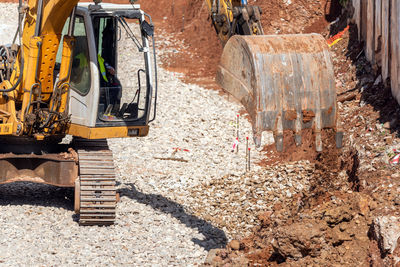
[8,0,79,134]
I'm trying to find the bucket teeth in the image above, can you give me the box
[294,134,302,146]
[315,132,323,152]
[274,134,284,152]
[335,132,344,149]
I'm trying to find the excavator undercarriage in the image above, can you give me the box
[0,137,117,225]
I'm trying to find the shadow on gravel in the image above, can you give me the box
[0,182,74,210]
[119,183,227,251]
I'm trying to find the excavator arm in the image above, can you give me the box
[0,0,79,137]
[19,0,78,119]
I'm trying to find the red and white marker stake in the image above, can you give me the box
[391,154,400,165]
[245,137,249,172]
[248,148,251,171]
[236,114,240,153]
[232,138,239,153]
[173,147,190,152]
[390,149,400,165]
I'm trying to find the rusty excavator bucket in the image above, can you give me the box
[217,34,343,152]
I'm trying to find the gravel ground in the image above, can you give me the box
[187,161,315,239]
[0,3,271,265]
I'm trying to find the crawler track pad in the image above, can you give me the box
[74,139,116,226]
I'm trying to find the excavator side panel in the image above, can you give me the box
[217,34,339,151]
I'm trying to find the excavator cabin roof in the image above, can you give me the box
[78,2,141,12]
[77,2,146,20]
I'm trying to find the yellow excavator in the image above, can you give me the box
[0,0,341,226]
[0,0,157,225]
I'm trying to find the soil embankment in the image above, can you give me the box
[136,1,400,266]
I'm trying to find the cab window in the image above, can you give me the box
[56,15,91,95]
[70,16,91,95]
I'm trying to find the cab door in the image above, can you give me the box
[68,9,99,127]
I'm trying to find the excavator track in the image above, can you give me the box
[74,139,117,226]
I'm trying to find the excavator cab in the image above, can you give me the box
[56,3,157,139]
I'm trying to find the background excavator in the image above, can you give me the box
[0,0,340,226]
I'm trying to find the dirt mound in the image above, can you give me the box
[137,0,222,89]
[204,145,375,266]
[137,0,341,90]
[227,191,373,266]
[256,0,341,35]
